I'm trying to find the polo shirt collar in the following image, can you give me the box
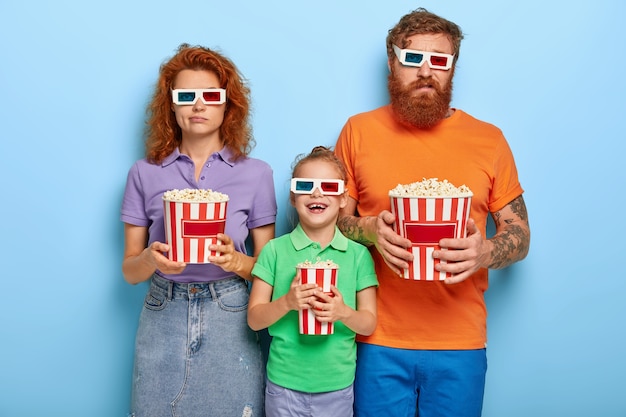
[161,145,237,168]
[161,148,181,167]
[290,223,349,252]
[217,146,237,167]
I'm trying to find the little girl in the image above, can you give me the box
[248,146,378,417]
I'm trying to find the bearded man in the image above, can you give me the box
[334,8,530,417]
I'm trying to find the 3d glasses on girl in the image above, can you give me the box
[171,88,226,105]
[290,178,345,195]
[392,44,454,70]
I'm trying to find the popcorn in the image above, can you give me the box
[297,258,339,269]
[388,178,472,281]
[389,178,472,198]
[162,188,229,202]
[162,188,229,263]
[298,258,338,335]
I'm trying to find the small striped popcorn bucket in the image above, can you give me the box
[298,266,338,335]
[390,195,472,281]
[163,198,228,264]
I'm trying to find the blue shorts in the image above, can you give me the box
[354,343,487,417]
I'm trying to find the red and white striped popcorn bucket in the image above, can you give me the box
[390,195,471,281]
[298,266,338,335]
[163,199,228,264]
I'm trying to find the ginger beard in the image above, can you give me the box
[388,69,454,129]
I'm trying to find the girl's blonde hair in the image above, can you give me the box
[291,146,347,181]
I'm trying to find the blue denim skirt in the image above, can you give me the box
[130,274,265,417]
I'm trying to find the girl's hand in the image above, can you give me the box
[285,271,318,311]
[311,286,347,323]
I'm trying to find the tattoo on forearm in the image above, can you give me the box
[490,225,530,269]
[337,216,372,246]
[490,196,530,269]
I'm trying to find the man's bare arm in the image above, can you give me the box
[488,195,530,269]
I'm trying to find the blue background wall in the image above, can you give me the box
[1,1,625,416]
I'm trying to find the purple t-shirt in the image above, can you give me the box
[121,146,277,283]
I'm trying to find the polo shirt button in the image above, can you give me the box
[200,176,205,180]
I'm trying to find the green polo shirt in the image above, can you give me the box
[252,224,378,393]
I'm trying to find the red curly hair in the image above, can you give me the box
[145,43,254,164]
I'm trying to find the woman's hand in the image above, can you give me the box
[207,233,243,273]
[122,224,185,284]
[144,241,187,275]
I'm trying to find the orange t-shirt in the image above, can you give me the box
[335,105,523,349]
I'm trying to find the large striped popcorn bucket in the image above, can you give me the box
[390,194,472,280]
[298,265,338,335]
[163,191,229,264]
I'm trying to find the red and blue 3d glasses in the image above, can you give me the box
[290,178,345,195]
[392,44,454,70]
[172,88,226,105]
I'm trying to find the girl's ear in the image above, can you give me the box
[289,192,296,207]
[339,190,349,209]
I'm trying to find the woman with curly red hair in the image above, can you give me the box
[121,43,276,417]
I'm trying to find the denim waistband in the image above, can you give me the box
[150,274,247,301]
